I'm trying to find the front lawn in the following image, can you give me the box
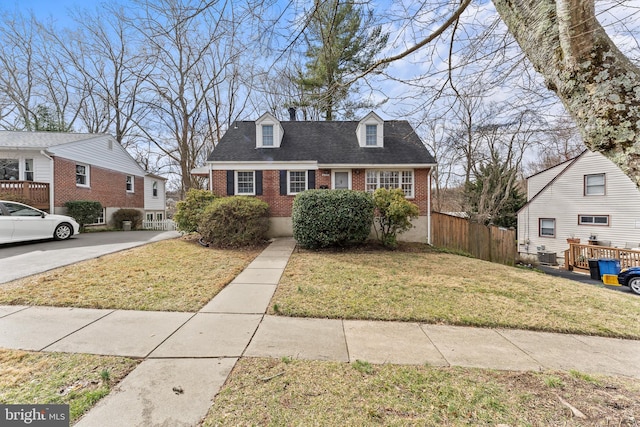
[0,238,263,312]
[270,246,640,339]
[0,349,139,423]
[203,357,640,426]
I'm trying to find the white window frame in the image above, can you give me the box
[365,169,414,198]
[539,218,556,237]
[288,170,308,195]
[235,171,256,195]
[578,215,609,226]
[152,181,158,197]
[76,163,90,187]
[126,175,134,193]
[584,173,605,196]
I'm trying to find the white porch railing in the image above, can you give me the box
[142,219,176,231]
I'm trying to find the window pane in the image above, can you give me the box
[24,159,34,181]
[0,159,19,180]
[289,171,307,194]
[236,171,254,194]
[585,174,605,195]
[540,219,555,236]
[76,164,87,185]
[594,216,608,224]
[401,171,413,197]
[365,171,377,193]
[366,125,377,146]
[262,125,273,146]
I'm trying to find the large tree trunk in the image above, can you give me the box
[492,0,640,187]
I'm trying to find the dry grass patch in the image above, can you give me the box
[0,349,138,423]
[0,238,263,312]
[270,248,640,338]
[204,358,640,426]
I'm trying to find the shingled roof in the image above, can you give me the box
[207,120,436,165]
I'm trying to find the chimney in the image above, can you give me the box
[288,107,297,121]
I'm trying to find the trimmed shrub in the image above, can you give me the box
[174,189,217,233]
[292,189,374,249]
[64,200,103,231]
[111,208,142,230]
[198,196,269,247]
[372,188,419,249]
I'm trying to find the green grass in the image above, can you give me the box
[0,238,263,312]
[0,349,139,423]
[202,358,640,426]
[270,247,640,338]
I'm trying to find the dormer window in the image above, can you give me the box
[366,125,377,146]
[356,112,384,148]
[255,112,284,148]
[262,125,274,146]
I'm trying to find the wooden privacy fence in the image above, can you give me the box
[431,211,516,266]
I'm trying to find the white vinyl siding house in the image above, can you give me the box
[517,150,640,263]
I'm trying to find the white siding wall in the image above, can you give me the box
[518,151,640,261]
[526,161,569,201]
[0,150,52,182]
[144,176,166,211]
[49,136,145,177]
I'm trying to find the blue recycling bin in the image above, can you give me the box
[597,259,621,278]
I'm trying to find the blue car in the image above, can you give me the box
[617,267,640,295]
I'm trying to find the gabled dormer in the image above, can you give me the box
[356,111,384,148]
[255,112,284,149]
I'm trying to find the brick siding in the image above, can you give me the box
[211,167,431,217]
[53,157,144,209]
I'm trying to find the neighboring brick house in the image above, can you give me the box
[194,111,437,242]
[0,132,166,226]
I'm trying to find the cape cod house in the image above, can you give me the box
[0,132,166,226]
[193,111,437,242]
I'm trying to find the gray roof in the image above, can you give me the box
[207,120,436,165]
[0,131,107,149]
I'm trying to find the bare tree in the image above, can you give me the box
[125,0,254,194]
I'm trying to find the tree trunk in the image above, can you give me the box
[492,0,640,187]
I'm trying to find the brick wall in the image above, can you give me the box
[211,167,431,217]
[54,157,144,209]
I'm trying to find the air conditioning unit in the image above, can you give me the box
[537,251,557,265]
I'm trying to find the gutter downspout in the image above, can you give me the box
[40,150,54,213]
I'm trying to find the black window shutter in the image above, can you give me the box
[279,170,287,195]
[226,170,234,195]
[256,171,263,195]
[308,170,316,189]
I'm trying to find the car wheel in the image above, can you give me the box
[54,223,73,240]
[629,277,640,296]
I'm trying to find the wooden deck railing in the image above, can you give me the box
[0,180,50,210]
[566,243,640,271]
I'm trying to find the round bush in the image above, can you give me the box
[292,190,374,249]
[174,189,218,232]
[198,196,269,248]
[111,208,142,229]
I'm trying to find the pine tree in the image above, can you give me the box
[297,0,388,120]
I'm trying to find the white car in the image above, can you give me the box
[0,200,80,243]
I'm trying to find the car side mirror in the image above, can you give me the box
[41,212,46,218]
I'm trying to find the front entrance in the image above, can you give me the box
[333,171,350,189]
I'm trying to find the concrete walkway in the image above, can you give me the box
[1,238,640,426]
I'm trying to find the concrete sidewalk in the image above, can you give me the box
[1,237,640,426]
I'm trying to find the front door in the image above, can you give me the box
[334,171,349,189]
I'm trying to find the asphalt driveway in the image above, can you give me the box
[0,230,181,284]
[539,265,636,296]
